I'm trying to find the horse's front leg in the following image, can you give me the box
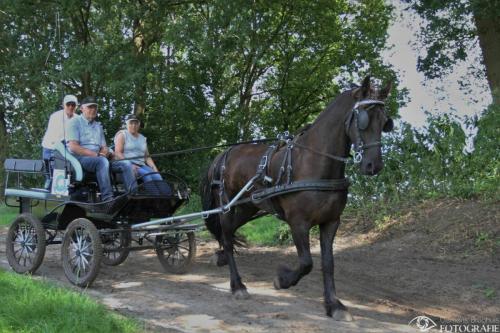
[320,220,353,321]
[273,224,313,289]
[220,214,249,299]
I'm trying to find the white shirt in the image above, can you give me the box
[41,109,79,149]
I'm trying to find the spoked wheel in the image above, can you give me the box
[101,230,130,266]
[61,218,102,287]
[6,213,46,274]
[156,231,196,274]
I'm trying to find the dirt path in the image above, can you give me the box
[1,218,498,333]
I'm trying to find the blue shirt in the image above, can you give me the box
[114,130,147,166]
[66,115,106,154]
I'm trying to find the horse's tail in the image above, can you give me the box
[200,156,223,246]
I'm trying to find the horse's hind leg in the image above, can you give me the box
[320,220,353,321]
[273,224,313,289]
[220,210,254,299]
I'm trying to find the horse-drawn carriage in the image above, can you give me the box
[3,142,199,287]
[3,77,394,319]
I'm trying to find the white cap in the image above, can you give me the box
[63,94,78,106]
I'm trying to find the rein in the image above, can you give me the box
[113,99,385,167]
[285,98,386,165]
[292,142,352,164]
[111,138,276,164]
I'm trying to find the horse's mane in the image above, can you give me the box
[294,89,355,136]
[313,90,355,125]
[294,83,380,136]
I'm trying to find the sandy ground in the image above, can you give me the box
[1,200,499,332]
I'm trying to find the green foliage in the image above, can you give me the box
[0,204,17,226]
[484,288,496,299]
[404,0,500,103]
[404,0,500,78]
[347,104,499,222]
[0,269,140,333]
[0,0,396,187]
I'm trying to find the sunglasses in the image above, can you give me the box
[66,102,77,107]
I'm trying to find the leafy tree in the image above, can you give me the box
[404,0,500,104]
[0,0,399,188]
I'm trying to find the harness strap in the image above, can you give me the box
[286,142,293,184]
[211,148,232,207]
[275,143,293,185]
[250,178,350,204]
[256,144,277,184]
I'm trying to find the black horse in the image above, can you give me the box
[201,76,393,320]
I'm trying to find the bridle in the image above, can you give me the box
[344,99,386,163]
[254,98,391,168]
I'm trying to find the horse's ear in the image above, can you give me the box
[352,76,371,100]
[379,81,393,100]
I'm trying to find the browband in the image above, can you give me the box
[353,99,385,109]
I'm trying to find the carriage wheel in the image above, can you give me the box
[101,230,130,266]
[6,213,46,274]
[156,231,196,274]
[61,218,102,287]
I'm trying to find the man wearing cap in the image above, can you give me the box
[41,94,79,189]
[66,96,116,201]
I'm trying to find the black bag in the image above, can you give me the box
[140,180,172,197]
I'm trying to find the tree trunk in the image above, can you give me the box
[474,12,500,106]
[0,106,7,198]
[82,71,92,97]
[133,18,147,117]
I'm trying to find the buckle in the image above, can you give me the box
[353,152,363,164]
[258,156,268,170]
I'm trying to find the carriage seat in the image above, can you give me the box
[4,159,45,173]
[3,159,51,199]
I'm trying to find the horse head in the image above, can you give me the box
[346,76,393,175]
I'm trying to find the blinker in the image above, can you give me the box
[357,110,369,130]
[383,118,394,132]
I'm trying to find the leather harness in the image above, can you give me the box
[211,98,386,209]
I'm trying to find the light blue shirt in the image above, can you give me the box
[66,115,106,154]
[114,130,147,165]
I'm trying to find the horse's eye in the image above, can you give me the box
[383,118,394,132]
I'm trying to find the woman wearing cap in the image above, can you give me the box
[113,114,162,183]
[41,94,79,189]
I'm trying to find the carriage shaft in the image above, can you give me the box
[130,175,258,229]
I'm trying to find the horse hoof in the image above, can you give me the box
[332,309,353,322]
[273,277,281,290]
[233,289,250,300]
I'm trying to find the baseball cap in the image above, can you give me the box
[125,114,140,124]
[81,96,98,107]
[63,94,78,106]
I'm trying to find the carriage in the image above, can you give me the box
[3,142,201,287]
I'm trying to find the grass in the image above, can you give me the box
[0,201,63,226]
[0,269,141,333]
[239,215,292,246]
[0,204,17,226]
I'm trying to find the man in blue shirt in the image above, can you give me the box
[66,96,115,201]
